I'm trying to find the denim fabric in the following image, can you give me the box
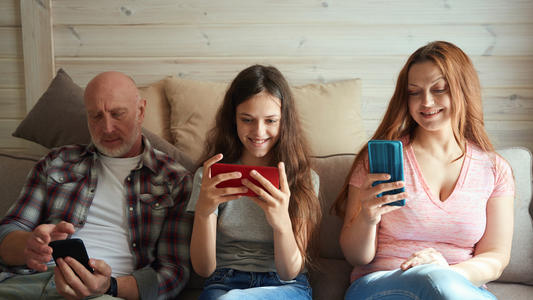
[199,268,312,300]
[345,264,496,300]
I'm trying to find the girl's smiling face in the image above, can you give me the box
[236,91,281,166]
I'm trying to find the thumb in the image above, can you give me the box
[90,259,112,276]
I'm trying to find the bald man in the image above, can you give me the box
[0,72,192,299]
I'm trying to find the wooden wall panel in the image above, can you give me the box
[1,0,533,152]
[55,56,533,88]
[0,0,20,26]
[0,28,22,57]
[0,89,25,119]
[52,0,533,25]
[53,24,533,57]
[0,58,24,88]
[21,0,55,111]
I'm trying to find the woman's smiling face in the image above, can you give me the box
[407,61,453,134]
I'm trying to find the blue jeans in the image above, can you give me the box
[345,264,496,300]
[199,268,312,300]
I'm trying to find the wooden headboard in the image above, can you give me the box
[3,0,533,151]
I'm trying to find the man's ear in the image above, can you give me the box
[137,98,147,123]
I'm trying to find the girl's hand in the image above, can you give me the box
[357,173,407,225]
[400,248,449,270]
[242,162,291,232]
[195,154,249,218]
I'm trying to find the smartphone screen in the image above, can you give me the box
[368,140,406,206]
[210,163,280,197]
[50,238,94,273]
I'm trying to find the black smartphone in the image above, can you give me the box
[49,238,94,273]
[368,140,406,206]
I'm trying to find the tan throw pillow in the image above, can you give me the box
[165,77,228,164]
[139,79,172,142]
[165,77,365,165]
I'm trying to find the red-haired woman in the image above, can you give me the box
[187,65,321,299]
[333,41,514,300]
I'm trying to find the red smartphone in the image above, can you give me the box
[210,163,280,197]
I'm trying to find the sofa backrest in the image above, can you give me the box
[312,154,354,259]
[311,148,533,287]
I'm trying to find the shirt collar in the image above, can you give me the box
[83,135,159,173]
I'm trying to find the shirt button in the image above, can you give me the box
[126,177,131,182]
[132,243,136,248]
[154,203,160,207]
[129,206,134,212]
[59,177,64,182]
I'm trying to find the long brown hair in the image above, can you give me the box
[202,64,322,266]
[332,41,494,217]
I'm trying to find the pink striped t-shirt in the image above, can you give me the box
[348,139,515,282]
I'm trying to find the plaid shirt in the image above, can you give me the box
[0,136,192,299]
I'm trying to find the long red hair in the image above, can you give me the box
[332,41,494,217]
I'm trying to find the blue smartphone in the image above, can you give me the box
[367,140,406,206]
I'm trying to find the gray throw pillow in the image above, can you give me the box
[12,68,91,148]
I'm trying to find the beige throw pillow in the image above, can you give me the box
[139,79,172,142]
[165,77,365,165]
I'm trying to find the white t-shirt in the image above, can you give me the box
[72,154,141,277]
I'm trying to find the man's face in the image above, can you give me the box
[85,85,145,158]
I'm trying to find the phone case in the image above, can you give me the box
[50,238,94,273]
[368,140,406,206]
[210,163,280,197]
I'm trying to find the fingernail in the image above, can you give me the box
[251,170,258,175]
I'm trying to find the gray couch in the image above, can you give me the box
[1,145,532,299]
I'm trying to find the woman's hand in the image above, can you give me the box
[356,173,407,226]
[400,248,449,270]
[195,154,249,218]
[242,161,292,232]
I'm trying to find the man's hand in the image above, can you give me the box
[54,257,112,300]
[24,221,75,271]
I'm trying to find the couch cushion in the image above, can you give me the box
[12,68,91,148]
[311,148,533,287]
[495,147,533,285]
[139,78,173,142]
[312,154,355,259]
[0,152,41,217]
[487,282,533,300]
[165,77,365,165]
[309,258,352,300]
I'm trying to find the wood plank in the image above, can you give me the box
[53,24,533,57]
[52,0,533,25]
[362,119,533,151]
[0,0,20,26]
[0,89,25,118]
[362,87,533,121]
[0,28,22,58]
[0,58,24,88]
[55,56,533,88]
[21,0,55,111]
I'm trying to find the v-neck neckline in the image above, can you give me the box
[406,141,471,208]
